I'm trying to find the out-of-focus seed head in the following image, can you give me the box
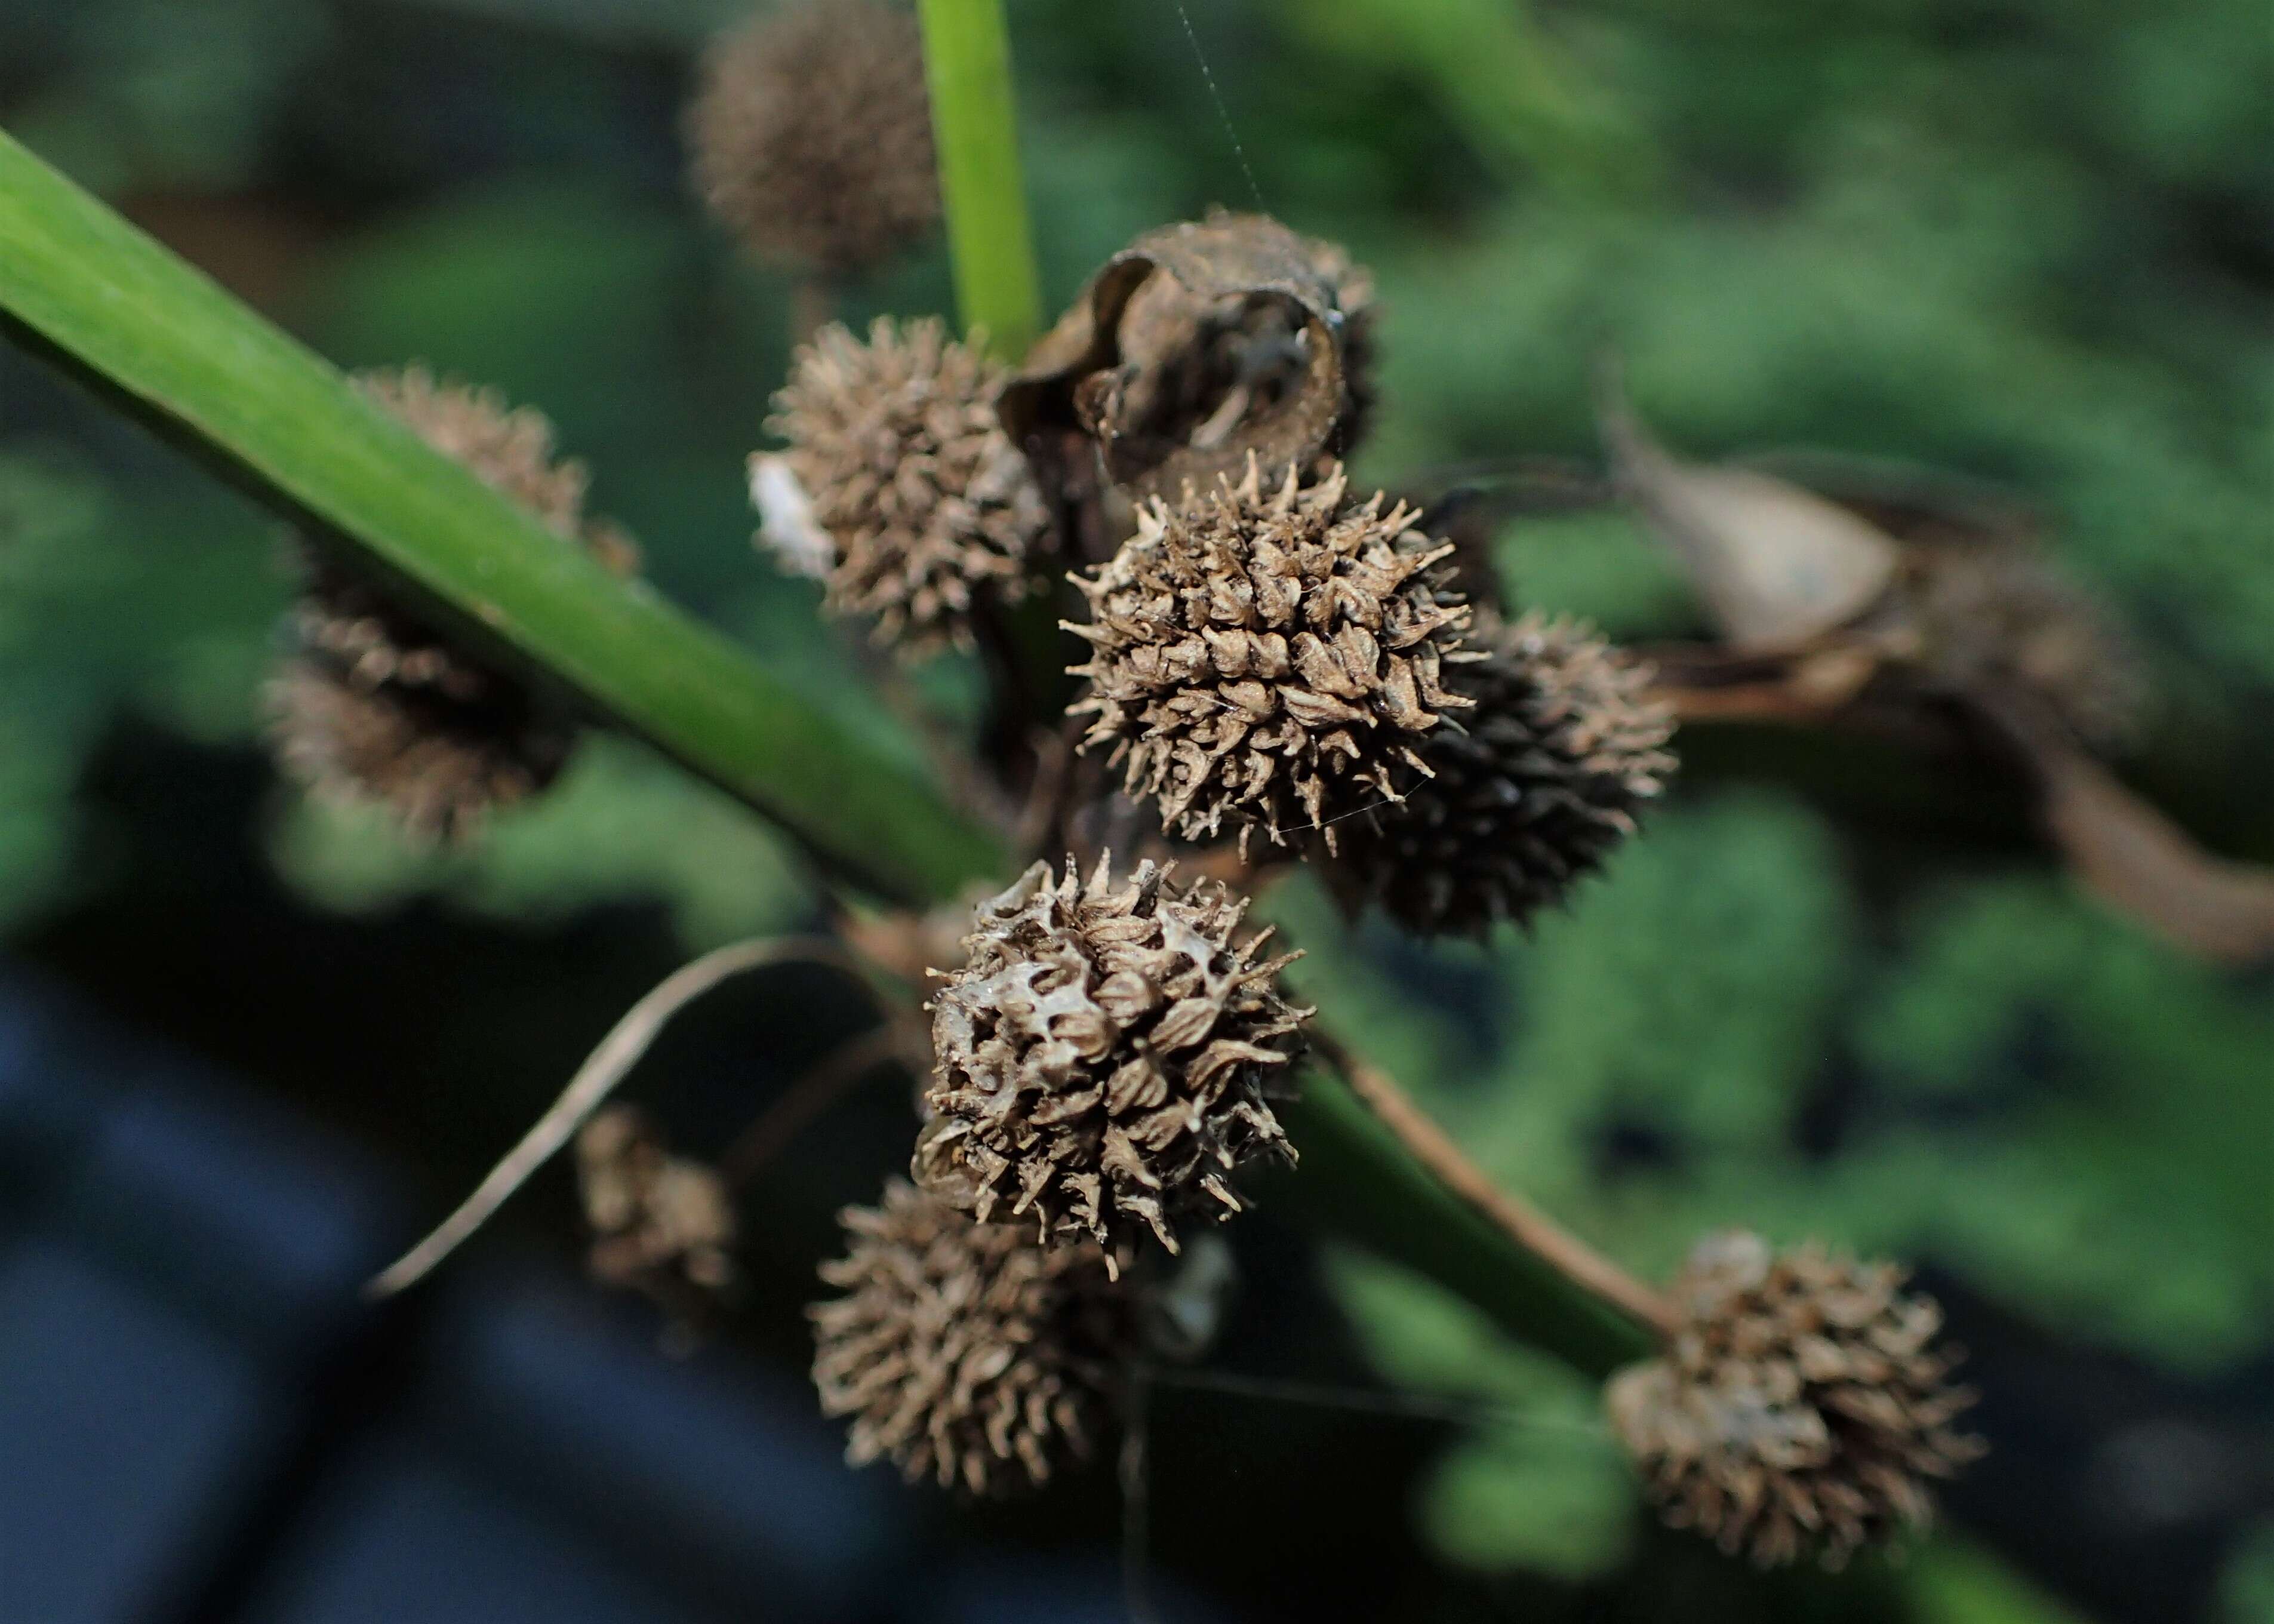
[686,0,938,277]
[916,855,1310,1256]
[1066,456,1475,855]
[1903,542,2145,749]
[577,1105,738,1307]
[811,1180,1140,1496]
[1327,613,1676,935]
[764,317,1051,652]
[1607,1231,1984,1568]
[269,368,633,842]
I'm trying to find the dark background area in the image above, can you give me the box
[1,1,2269,1620]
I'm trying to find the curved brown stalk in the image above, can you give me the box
[1318,1035,1678,1339]
[367,935,876,1299]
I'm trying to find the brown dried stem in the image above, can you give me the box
[1321,1036,1678,1338]
[367,935,876,1297]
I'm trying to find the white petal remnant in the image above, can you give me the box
[748,452,835,581]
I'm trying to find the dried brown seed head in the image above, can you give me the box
[1607,1231,1984,1569]
[577,1105,738,1302]
[1066,456,1475,854]
[686,0,938,276]
[1327,613,1676,935]
[810,1179,1139,1496]
[764,316,1051,652]
[916,856,1310,1256]
[269,368,633,841]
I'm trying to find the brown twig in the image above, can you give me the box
[1321,1036,1678,1338]
[366,935,875,1299]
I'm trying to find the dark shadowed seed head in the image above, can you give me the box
[268,368,634,842]
[1327,612,1676,935]
[811,1179,1140,1496]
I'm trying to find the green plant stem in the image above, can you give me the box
[1272,1074,1654,1381]
[0,129,998,906]
[916,0,1043,361]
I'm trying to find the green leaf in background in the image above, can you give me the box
[1842,879,2274,1370]
[269,734,813,951]
[2223,1520,2274,1624]
[1907,1539,2090,1624]
[1334,1250,1635,1582]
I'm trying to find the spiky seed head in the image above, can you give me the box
[811,1180,1140,1496]
[1327,613,1676,935]
[916,856,1310,1256]
[764,317,1051,652]
[1066,456,1475,855]
[1607,1231,1985,1569]
[686,0,938,276]
[269,368,633,841]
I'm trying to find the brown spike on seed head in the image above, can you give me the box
[916,856,1310,1256]
[1606,1231,1984,1569]
[1327,612,1676,936]
[267,368,634,842]
[1066,456,1475,855]
[685,0,938,277]
[765,316,1051,653]
[810,1179,1140,1496]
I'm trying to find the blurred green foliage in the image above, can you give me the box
[2,0,2267,1614]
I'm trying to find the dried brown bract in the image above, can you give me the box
[811,1179,1138,1496]
[1607,1231,1984,1569]
[577,1105,738,1306]
[1067,456,1475,854]
[1101,225,1378,474]
[764,317,1050,651]
[1328,613,1676,935]
[1003,213,1374,507]
[686,0,938,277]
[916,856,1309,1256]
[269,368,634,841]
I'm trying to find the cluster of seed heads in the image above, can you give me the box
[282,99,1974,1562]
